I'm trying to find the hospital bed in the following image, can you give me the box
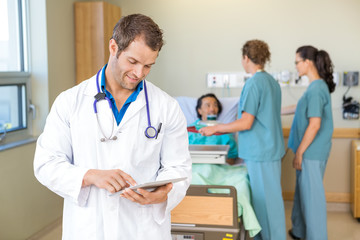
[174,96,261,239]
[171,185,242,240]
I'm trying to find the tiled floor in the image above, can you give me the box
[32,201,360,240]
[284,201,360,240]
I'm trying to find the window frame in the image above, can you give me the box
[0,0,34,150]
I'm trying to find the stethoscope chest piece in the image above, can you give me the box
[145,126,157,138]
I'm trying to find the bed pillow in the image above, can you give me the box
[175,96,239,126]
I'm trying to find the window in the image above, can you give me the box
[0,84,27,138]
[0,0,31,147]
[0,0,28,72]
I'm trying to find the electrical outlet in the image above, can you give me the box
[207,73,224,88]
[207,72,250,88]
[343,71,359,86]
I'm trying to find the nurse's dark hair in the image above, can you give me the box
[111,14,164,58]
[296,45,335,93]
[242,39,271,68]
[196,93,222,119]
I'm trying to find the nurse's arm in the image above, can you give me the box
[82,169,137,194]
[293,117,321,170]
[281,104,297,115]
[199,111,255,136]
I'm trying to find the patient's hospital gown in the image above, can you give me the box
[189,119,238,159]
[188,120,261,237]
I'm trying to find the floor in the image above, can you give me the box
[30,201,360,240]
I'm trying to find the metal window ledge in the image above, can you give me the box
[0,137,37,151]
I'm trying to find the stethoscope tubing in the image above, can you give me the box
[93,67,158,140]
[93,69,112,114]
[143,81,157,138]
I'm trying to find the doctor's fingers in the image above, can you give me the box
[109,175,132,192]
[99,170,132,193]
[137,184,172,204]
[121,189,146,204]
[116,170,137,186]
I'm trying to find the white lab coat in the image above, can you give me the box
[34,74,192,240]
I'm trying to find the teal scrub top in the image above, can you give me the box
[100,64,143,125]
[237,71,285,161]
[288,79,333,161]
[188,120,238,159]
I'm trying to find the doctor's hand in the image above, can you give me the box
[121,183,173,205]
[82,169,137,194]
[198,126,218,136]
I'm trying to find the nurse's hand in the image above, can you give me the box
[198,126,217,136]
[293,153,303,170]
[121,183,173,205]
[82,169,137,194]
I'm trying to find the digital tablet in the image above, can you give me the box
[109,177,188,197]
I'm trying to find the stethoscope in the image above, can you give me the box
[93,68,159,142]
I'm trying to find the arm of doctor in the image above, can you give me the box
[121,183,173,205]
[199,111,255,136]
[82,169,137,194]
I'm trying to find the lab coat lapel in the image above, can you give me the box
[83,75,98,98]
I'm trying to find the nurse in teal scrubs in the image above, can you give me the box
[283,46,335,240]
[200,40,286,240]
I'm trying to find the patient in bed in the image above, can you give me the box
[176,94,261,237]
[188,93,238,164]
[188,94,250,215]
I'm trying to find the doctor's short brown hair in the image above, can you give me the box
[111,14,164,58]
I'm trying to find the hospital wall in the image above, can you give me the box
[0,0,359,239]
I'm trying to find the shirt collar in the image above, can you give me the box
[100,64,144,102]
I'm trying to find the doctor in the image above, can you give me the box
[34,14,191,240]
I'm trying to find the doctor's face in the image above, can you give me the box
[197,97,219,121]
[108,36,158,91]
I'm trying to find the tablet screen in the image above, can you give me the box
[109,177,187,196]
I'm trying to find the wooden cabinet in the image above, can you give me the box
[74,1,121,84]
[351,140,360,220]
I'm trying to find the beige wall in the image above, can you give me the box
[0,143,62,240]
[0,0,359,238]
[118,0,360,128]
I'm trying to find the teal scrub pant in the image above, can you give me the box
[291,158,328,240]
[245,160,286,240]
